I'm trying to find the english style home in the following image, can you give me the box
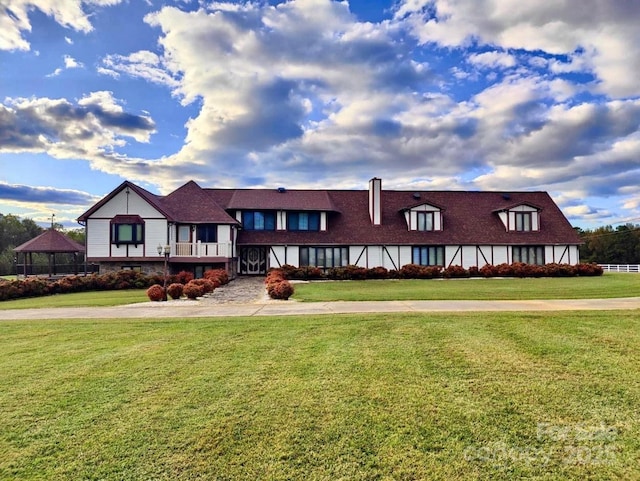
[77,178,582,277]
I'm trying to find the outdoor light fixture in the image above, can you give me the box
[157,243,170,300]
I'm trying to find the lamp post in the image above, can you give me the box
[157,243,170,301]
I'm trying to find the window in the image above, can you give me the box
[300,247,349,268]
[197,224,217,243]
[512,246,544,265]
[121,266,142,272]
[178,225,191,243]
[288,212,320,231]
[417,212,435,231]
[111,216,144,246]
[514,212,532,231]
[412,246,444,266]
[242,211,276,230]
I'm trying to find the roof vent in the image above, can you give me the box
[277,187,286,193]
[502,193,511,200]
[413,192,421,200]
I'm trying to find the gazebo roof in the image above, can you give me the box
[14,229,85,253]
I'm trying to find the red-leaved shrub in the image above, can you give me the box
[147,284,165,301]
[443,265,469,278]
[183,281,205,299]
[167,283,184,300]
[174,270,194,284]
[204,269,230,285]
[267,279,294,300]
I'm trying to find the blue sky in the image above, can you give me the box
[1,0,640,229]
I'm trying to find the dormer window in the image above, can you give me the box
[405,203,443,231]
[243,211,276,231]
[417,212,435,231]
[496,204,541,232]
[288,212,320,231]
[514,212,532,231]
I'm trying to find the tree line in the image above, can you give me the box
[0,214,85,276]
[2,214,640,276]
[577,223,640,264]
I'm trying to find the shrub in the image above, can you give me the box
[479,264,497,277]
[279,264,297,279]
[267,279,294,300]
[266,268,287,284]
[191,278,215,294]
[366,266,389,279]
[204,269,230,285]
[167,283,184,300]
[183,281,205,299]
[341,265,367,280]
[443,265,469,278]
[544,263,577,277]
[147,284,165,302]
[575,262,604,276]
[468,266,480,277]
[174,270,194,284]
[399,264,442,279]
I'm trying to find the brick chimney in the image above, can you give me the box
[368,177,382,225]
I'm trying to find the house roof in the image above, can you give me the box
[78,179,581,247]
[161,181,238,224]
[232,189,582,246]
[223,188,339,212]
[14,228,85,253]
[77,180,238,224]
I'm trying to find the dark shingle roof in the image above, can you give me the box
[223,188,339,212]
[14,229,85,253]
[231,190,581,246]
[79,180,581,247]
[161,181,238,224]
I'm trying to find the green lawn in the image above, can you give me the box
[0,289,149,309]
[2,273,640,310]
[1,312,638,480]
[293,273,640,302]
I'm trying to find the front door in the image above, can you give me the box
[240,247,267,275]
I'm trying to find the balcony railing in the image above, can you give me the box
[173,242,232,258]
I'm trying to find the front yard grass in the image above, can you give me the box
[1,311,639,480]
[293,272,640,302]
[0,289,149,309]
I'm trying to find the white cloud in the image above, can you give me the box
[0,0,123,51]
[0,92,156,169]
[468,51,516,69]
[395,0,640,97]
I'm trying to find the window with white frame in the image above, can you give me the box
[514,212,533,231]
[417,211,435,231]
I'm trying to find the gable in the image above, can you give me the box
[78,181,168,221]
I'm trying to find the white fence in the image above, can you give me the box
[598,264,640,273]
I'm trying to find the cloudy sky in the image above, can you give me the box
[1,0,640,228]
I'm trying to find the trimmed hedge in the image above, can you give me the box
[273,262,604,283]
[0,268,232,303]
